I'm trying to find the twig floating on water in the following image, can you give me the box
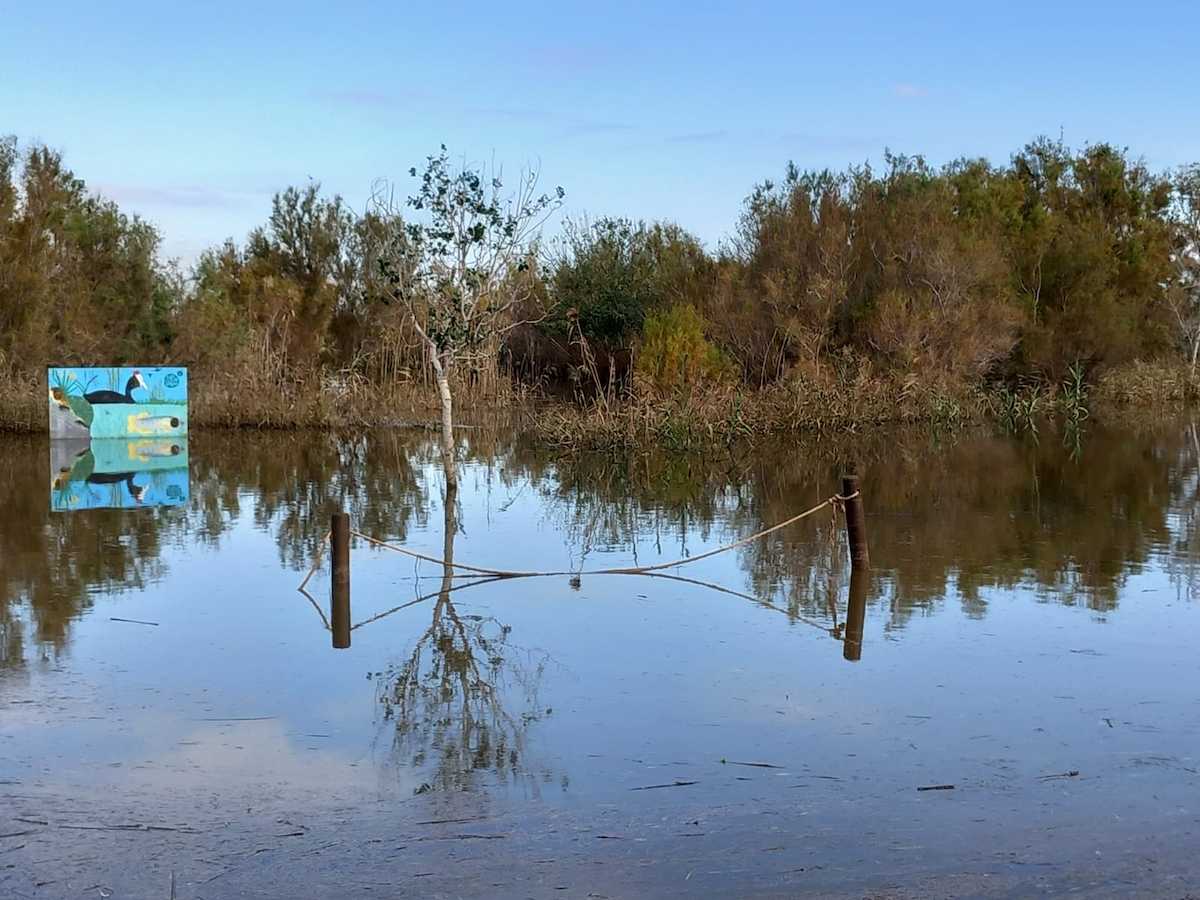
[195,716,276,722]
[414,816,489,826]
[58,823,199,833]
[110,617,159,626]
[721,760,785,769]
[426,833,507,841]
[916,784,956,792]
[1037,770,1080,780]
[631,780,698,791]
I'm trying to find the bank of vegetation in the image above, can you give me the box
[2,134,1199,447]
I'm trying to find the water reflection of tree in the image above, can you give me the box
[375,485,554,793]
[0,435,175,665]
[0,430,439,669]
[508,419,1200,629]
[6,415,1200,670]
[189,430,431,568]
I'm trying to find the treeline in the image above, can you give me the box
[2,133,1199,429]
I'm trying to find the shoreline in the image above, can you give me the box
[2,360,1196,446]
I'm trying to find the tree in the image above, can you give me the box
[1170,165,1200,375]
[727,164,858,378]
[0,137,179,371]
[549,217,710,347]
[373,147,563,485]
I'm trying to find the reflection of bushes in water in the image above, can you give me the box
[515,419,1200,625]
[374,593,554,793]
[0,444,172,665]
[6,415,1200,668]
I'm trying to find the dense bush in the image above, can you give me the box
[547,217,713,347]
[0,138,178,371]
[1,133,1197,431]
[637,303,733,392]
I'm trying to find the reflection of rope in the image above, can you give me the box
[342,492,858,579]
[298,530,332,592]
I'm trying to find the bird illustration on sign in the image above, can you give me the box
[48,367,188,438]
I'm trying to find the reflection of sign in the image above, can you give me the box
[50,438,190,511]
[48,367,188,439]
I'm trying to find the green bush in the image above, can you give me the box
[637,304,734,392]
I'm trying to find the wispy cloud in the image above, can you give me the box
[559,120,637,139]
[95,184,261,210]
[892,83,928,98]
[523,43,615,75]
[309,87,436,108]
[666,130,728,144]
[312,85,636,141]
[775,132,883,153]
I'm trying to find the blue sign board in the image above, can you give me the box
[49,366,188,439]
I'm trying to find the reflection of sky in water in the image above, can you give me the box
[3,425,1200,822]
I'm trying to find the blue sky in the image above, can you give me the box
[3,1,1196,264]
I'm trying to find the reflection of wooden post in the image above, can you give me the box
[841,475,870,570]
[843,566,869,661]
[331,512,351,649]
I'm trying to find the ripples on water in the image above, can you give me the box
[1,419,1199,893]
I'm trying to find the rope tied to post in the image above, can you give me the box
[305,489,862,584]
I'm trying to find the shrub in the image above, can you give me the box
[637,304,734,392]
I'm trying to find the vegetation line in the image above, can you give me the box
[3,135,1200,444]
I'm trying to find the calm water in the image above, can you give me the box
[2,420,1199,897]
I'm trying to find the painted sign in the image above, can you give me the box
[48,366,188,439]
[50,438,189,511]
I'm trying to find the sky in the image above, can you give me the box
[2,0,1197,264]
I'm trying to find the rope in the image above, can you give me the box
[342,491,859,580]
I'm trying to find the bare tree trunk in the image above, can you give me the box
[1191,333,1199,379]
[435,370,457,487]
[423,341,458,488]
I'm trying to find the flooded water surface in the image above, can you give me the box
[2,420,1199,898]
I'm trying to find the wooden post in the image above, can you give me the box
[331,512,351,649]
[841,475,869,570]
[842,566,869,661]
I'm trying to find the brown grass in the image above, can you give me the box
[535,371,982,453]
[0,363,531,433]
[1092,359,1200,405]
[3,355,1192,441]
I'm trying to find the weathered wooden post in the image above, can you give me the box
[842,566,869,661]
[331,512,351,649]
[841,475,870,570]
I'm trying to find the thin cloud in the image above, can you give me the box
[310,87,435,108]
[313,85,636,139]
[463,105,557,122]
[776,132,883,153]
[523,43,615,74]
[95,184,259,210]
[666,130,728,144]
[559,120,637,139]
